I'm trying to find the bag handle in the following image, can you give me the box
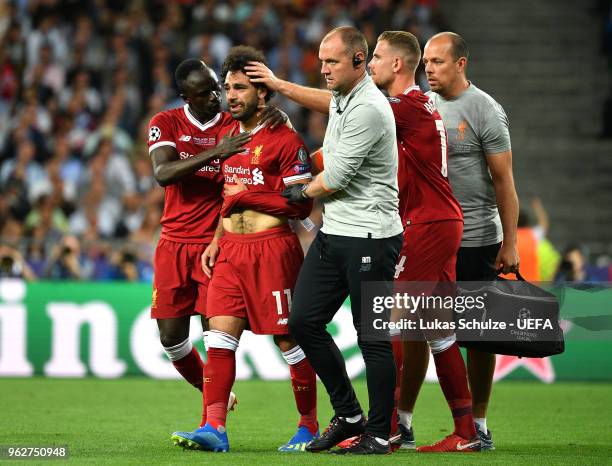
[497,269,526,281]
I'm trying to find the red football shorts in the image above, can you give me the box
[151,238,211,319]
[395,220,463,283]
[206,225,303,335]
[394,220,462,340]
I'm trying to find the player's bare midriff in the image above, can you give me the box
[223,210,287,234]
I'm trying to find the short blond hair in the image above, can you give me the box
[378,31,421,73]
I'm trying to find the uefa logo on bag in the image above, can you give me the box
[518,308,531,321]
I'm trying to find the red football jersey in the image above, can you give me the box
[220,122,312,199]
[148,105,235,243]
[388,86,463,225]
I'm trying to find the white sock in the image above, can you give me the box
[474,417,487,434]
[398,410,413,429]
[374,437,389,446]
[342,414,362,423]
[163,338,192,361]
[281,345,306,365]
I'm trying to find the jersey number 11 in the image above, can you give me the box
[272,289,292,315]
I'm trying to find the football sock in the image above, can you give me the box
[474,417,487,434]
[391,336,403,434]
[431,341,477,439]
[163,339,204,392]
[398,409,413,429]
[199,358,208,426]
[342,414,363,423]
[282,346,318,435]
[203,331,239,429]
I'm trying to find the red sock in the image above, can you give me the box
[200,359,208,427]
[390,337,403,434]
[432,342,477,439]
[172,347,204,392]
[203,348,236,429]
[289,358,318,435]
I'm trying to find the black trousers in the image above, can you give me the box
[456,242,502,281]
[289,231,402,439]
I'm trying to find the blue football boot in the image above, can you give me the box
[278,425,319,452]
[171,423,229,452]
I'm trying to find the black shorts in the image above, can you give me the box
[456,242,502,281]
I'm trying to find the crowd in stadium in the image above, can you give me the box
[0,0,609,283]
[600,0,612,137]
[0,0,446,281]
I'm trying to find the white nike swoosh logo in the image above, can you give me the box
[456,440,480,451]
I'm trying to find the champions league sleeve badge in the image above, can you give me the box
[149,126,161,142]
[297,147,308,163]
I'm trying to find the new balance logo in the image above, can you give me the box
[253,167,264,185]
[277,318,288,325]
[179,135,191,142]
[359,256,372,272]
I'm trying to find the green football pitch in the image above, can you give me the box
[1,378,611,465]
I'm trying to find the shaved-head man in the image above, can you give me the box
[418,31,520,450]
